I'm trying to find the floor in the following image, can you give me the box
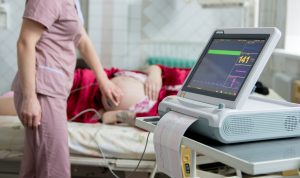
[0,160,298,178]
[0,160,169,178]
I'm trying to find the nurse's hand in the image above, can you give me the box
[20,95,41,128]
[99,79,123,108]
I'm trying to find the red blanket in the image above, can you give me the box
[67,65,191,123]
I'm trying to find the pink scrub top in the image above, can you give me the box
[12,0,82,99]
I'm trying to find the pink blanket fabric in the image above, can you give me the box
[1,91,14,98]
[67,65,191,123]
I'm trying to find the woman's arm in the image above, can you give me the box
[144,65,162,76]
[102,110,135,126]
[77,27,123,107]
[17,19,45,128]
[143,65,162,101]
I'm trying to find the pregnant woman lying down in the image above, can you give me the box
[0,65,191,125]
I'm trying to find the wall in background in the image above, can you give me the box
[141,0,244,62]
[285,0,300,52]
[0,0,24,95]
[0,0,249,94]
[259,52,300,101]
[87,0,142,69]
[86,0,246,69]
[257,0,300,101]
[85,0,300,101]
[258,0,286,48]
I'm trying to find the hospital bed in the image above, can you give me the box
[0,60,194,178]
[0,116,159,178]
[0,53,283,178]
[0,89,283,178]
[0,115,220,178]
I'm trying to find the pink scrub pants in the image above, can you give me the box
[14,92,70,178]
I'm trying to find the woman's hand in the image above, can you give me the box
[145,71,162,101]
[20,95,41,128]
[99,79,123,108]
[102,110,135,126]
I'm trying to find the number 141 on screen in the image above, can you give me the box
[238,56,250,64]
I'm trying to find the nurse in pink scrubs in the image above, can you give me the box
[12,0,122,177]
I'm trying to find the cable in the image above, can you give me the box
[69,81,153,177]
[69,108,152,178]
[93,126,151,178]
[125,131,151,178]
[70,82,118,110]
[149,163,157,178]
[93,126,121,178]
[69,108,101,122]
[70,83,98,94]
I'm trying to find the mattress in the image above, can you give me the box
[0,116,155,160]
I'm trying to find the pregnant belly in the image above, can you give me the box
[102,76,146,111]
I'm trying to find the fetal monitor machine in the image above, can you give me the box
[139,28,300,144]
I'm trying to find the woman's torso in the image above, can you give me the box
[13,0,82,98]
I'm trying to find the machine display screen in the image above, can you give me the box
[182,35,268,101]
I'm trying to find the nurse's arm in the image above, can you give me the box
[77,27,123,106]
[17,19,45,127]
[76,28,107,84]
[17,19,44,98]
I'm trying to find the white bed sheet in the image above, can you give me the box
[0,116,155,160]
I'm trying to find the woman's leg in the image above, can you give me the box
[14,92,35,177]
[0,96,17,115]
[16,93,70,178]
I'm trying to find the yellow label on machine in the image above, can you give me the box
[181,145,191,178]
[282,169,299,176]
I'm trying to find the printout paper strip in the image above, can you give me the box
[154,111,197,178]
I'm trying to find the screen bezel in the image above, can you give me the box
[181,33,270,101]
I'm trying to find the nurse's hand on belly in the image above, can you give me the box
[98,78,123,108]
[20,95,41,128]
[102,76,146,111]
